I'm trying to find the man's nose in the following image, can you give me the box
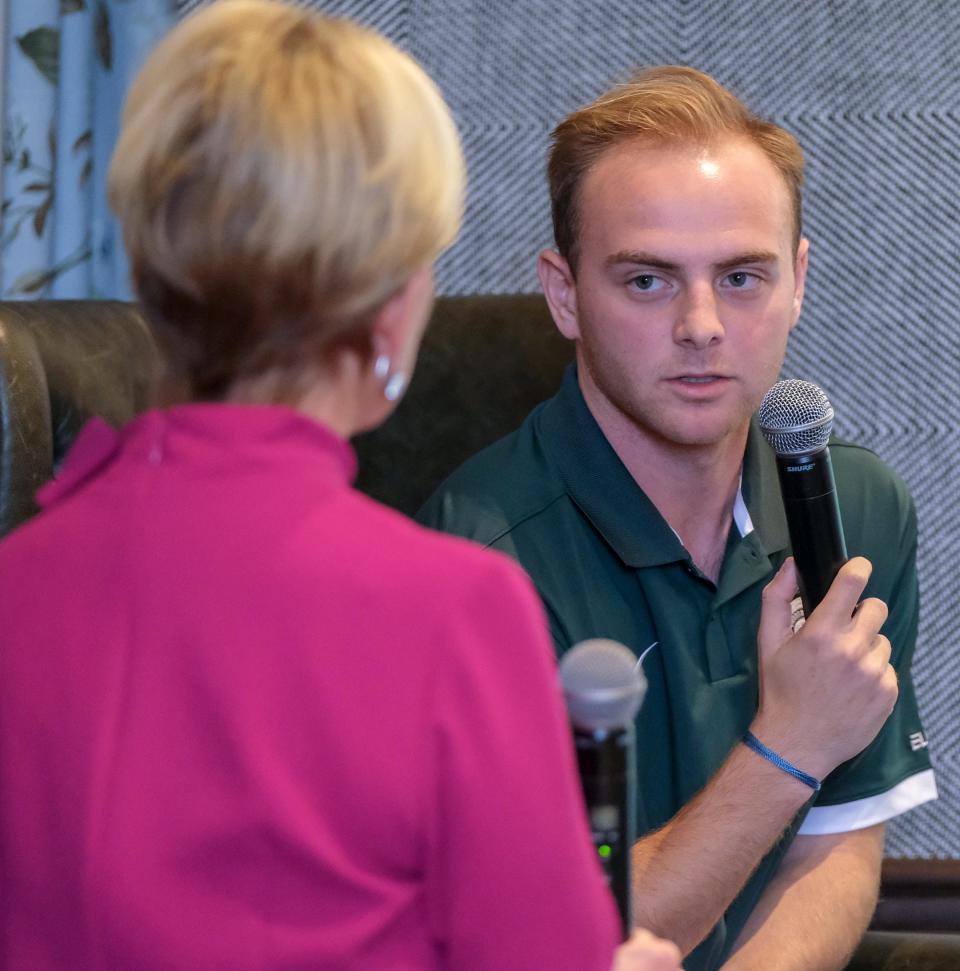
[673,284,724,349]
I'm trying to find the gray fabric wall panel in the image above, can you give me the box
[177,0,959,858]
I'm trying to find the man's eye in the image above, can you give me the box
[725,271,757,289]
[631,274,663,292]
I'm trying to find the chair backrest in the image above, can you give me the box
[0,300,158,538]
[354,292,573,515]
[0,295,564,535]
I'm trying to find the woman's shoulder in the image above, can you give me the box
[303,488,550,670]
[342,487,534,595]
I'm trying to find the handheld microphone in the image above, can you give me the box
[758,379,848,615]
[559,639,646,937]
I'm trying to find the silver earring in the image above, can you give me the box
[374,353,391,382]
[374,352,407,402]
[384,371,407,402]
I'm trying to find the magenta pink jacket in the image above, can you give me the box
[0,404,618,970]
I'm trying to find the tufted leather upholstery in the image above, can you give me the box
[354,293,570,515]
[0,300,158,538]
[0,297,957,963]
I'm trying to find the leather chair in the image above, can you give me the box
[353,293,573,513]
[0,300,158,538]
[1,296,958,965]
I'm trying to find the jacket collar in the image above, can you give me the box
[38,404,357,509]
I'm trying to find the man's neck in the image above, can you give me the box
[582,383,749,584]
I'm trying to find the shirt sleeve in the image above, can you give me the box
[424,553,620,971]
[802,489,936,833]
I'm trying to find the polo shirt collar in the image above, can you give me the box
[739,420,790,557]
[715,421,792,605]
[538,366,687,569]
[537,366,790,569]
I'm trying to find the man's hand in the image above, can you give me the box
[612,929,684,971]
[628,557,898,956]
[751,556,899,781]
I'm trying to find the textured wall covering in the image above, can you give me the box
[178,0,959,858]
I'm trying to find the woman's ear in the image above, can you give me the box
[370,266,435,360]
[366,265,434,405]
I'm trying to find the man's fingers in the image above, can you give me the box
[864,633,892,671]
[807,556,873,628]
[758,557,799,660]
[877,634,893,668]
[871,640,900,716]
[851,596,888,637]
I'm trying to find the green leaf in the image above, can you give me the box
[3,117,25,165]
[95,2,112,71]
[9,267,57,295]
[32,196,53,238]
[16,27,60,86]
[72,129,93,154]
[9,242,92,294]
[60,0,87,12]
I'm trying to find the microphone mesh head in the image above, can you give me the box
[758,379,835,456]
[559,639,646,731]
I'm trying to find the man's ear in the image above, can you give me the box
[790,237,810,329]
[537,249,580,341]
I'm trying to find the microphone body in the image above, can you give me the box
[572,722,635,934]
[774,448,848,614]
[559,639,645,937]
[759,380,849,615]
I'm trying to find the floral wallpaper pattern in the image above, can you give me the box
[1,0,175,298]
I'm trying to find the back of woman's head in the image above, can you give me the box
[109,0,464,402]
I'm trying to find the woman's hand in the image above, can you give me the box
[612,929,683,970]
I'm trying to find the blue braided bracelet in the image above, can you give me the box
[743,731,822,792]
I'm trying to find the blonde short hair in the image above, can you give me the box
[108,0,464,401]
[548,66,804,270]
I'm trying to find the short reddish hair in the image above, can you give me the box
[548,66,804,269]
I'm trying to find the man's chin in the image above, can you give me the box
[586,379,751,450]
[634,415,749,450]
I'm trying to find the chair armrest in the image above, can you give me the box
[846,931,960,970]
[873,859,960,933]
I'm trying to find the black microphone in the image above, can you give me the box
[559,639,646,938]
[758,379,848,615]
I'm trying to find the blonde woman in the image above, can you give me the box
[0,3,680,969]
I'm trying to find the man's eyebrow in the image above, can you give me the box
[713,251,779,271]
[604,251,679,271]
[604,250,780,272]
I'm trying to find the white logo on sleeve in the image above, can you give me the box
[908,731,929,751]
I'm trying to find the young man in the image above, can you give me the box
[419,67,936,971]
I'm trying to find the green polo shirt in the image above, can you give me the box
[418,365,933,970]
